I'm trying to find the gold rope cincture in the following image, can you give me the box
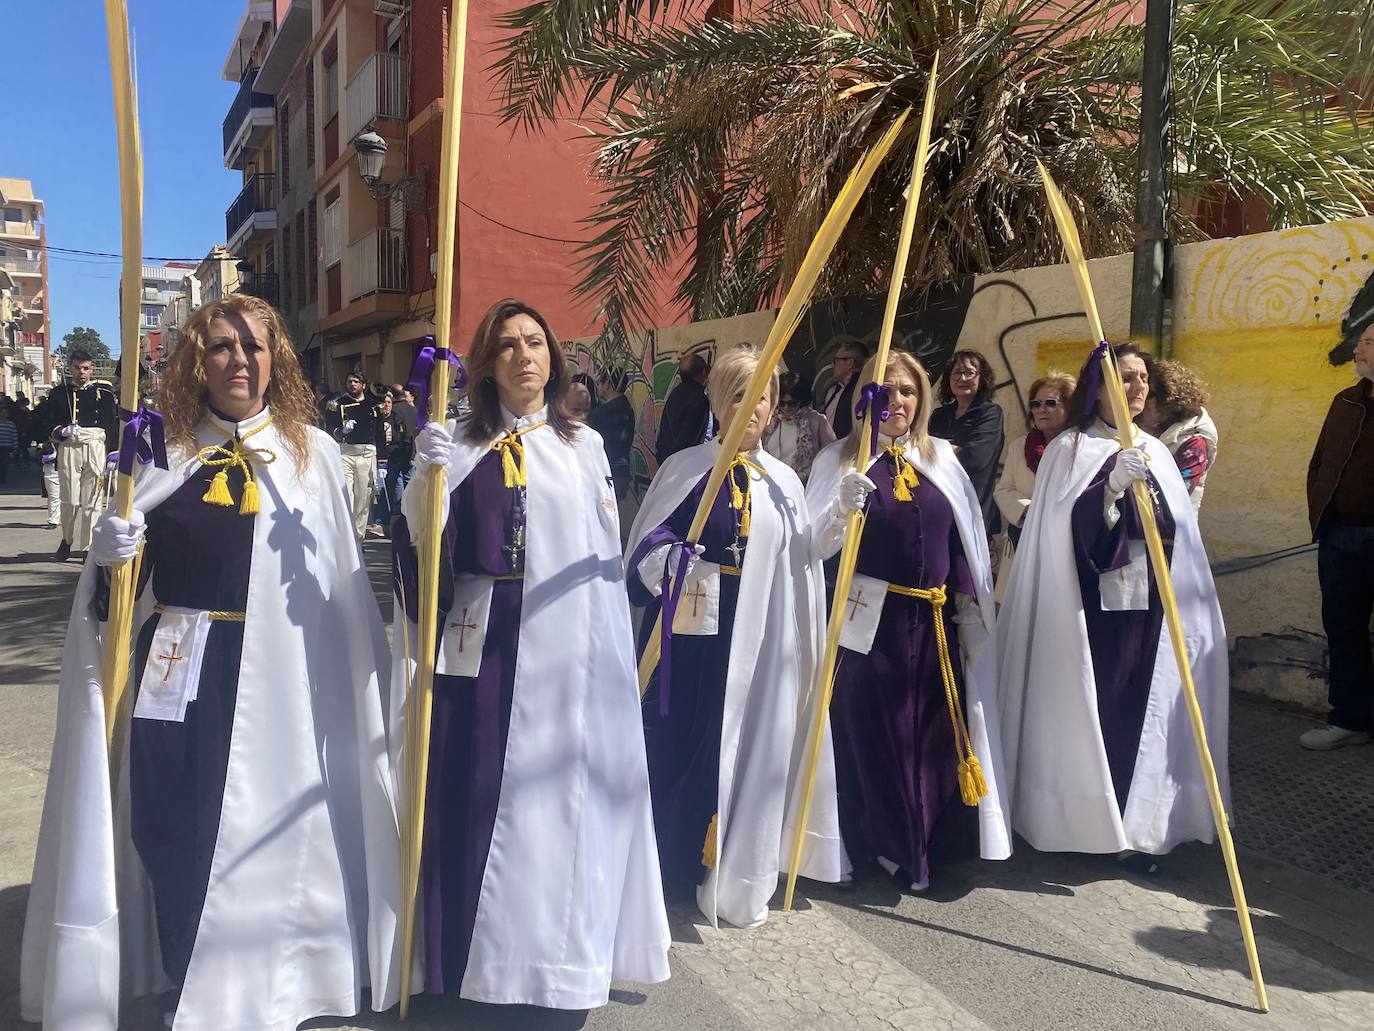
[196,417,276,515]
[491,420,547,488]
[702,813,720,870]
[726,452,765,537]
[887,582,988,806]
[153,604,246,622]
[884,444,920,502]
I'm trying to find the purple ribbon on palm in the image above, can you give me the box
[406,336,469,420]
[116,405,168,476]
[1079,340,1111,419]
[854,381,891,452]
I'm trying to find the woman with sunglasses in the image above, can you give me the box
[992,372,1075,601]
[762,372,836,483]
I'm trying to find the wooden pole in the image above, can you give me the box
[99,0,144,748]
[783,58,941,910]
[399,0,469,1015]
[637,110,913,694]
[1037,162,1268,1014]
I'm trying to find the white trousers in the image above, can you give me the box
[43,458,61,524]
[57,427,106,550]
[340,443,377,540]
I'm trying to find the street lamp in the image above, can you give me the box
[351,129,426,207]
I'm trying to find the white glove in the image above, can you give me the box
[838,471,877,514]
[1107,448,1149,495]
[953,592,990,659]
[637,541,706,596]
[90,510,146,567]
[343,419,358,432]
[414,421,454,471]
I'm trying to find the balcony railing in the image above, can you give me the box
[225,174,278,241]
[0,257,40,274]
[347,228,407,302]
[0,220,39,237]
[239,272,280,308]
[344,53,408,141]
[222,69,275,153]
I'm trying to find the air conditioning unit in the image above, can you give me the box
[375,0,406,17]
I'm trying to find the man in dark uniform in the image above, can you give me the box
[323,370,383,541]
[655,352,712,466]
[47,350,118,560]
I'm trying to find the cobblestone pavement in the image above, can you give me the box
[1,467,1372,1031]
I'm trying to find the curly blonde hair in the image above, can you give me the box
[1024,370,1076,430]
[1149,357,1210,422]
[844,351,937,464]
[157,294,317,469]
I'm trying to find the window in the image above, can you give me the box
[278,99,290,193]
[305,58,316,169]
[323,198,341,268]
[307,205,318,304]
[2,207,23,223]
[295,211,307,303]
[141,305,161,328]
[323,48,339,122]
[281,223,293,314]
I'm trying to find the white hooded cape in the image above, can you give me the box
[21,409,403,1031]
[394,412,671,1008]
[996,421,1229,855]
[624,440,849,930]
[806,435,1012,861]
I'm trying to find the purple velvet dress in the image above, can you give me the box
[393,450,525,996]
[1071,453,1177,812]
[627,466,749,887]
[126,455,254,987]
[830,454,979,885]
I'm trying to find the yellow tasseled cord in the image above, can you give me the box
[196,418,275,515]
[726,453,765,537]
[490,420,547,489]
[885,444,920,502]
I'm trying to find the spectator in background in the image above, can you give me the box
[993,370,1075,602]
[0,402,17,484]
[1303,316,1374,750]
[369,391,408,536]
[655,352,712,464]
[588,366,636,498]
[386,384,418,526]
[1139,358,1218,512]
[567,380,594,422]
[764,372,835,483]
[11,394,32,466]
[820,342,867,439]
[930,350,1004,534]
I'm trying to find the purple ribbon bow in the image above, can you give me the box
[656,539,698,717]
[406,336,470,420]
[117,405,168,476]
[1079,340,1111,421]
[854,381,891,452]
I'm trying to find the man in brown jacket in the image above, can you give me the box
[1304,319,1374,749]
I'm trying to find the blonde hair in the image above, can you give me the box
[707,345,779,422]
[1024,370,1076,430]
[845,351,936,463]
[157,294,317,469]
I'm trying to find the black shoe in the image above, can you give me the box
[54,540,71,562]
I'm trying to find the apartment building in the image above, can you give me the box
[135,262,199,366]
[194,244,242,305]
[0,177,52,395]
[222,0,632,392]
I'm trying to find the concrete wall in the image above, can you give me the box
[570,216,1374,710]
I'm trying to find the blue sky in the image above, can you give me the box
[5,1,245,356]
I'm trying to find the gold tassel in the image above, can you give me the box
[958,760,979,807]
[238,476,260,515]
[500,445,520,488]
[202,469,234,507]
[701,813,719,870]
[729,471,745,513]
[739,496,751,537]
[892,469,914,502]
[966,754,988,799]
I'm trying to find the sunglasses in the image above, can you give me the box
[1029,398,1062,410]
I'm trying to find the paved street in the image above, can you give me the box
[1,464,1372,1030]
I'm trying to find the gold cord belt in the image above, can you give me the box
[885,582,987,807]
[154,604,246,622]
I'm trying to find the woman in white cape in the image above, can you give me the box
[625,345,848,930]
[21,295,402,1030]
[807,352,1010,892]
[997,342,1229,860]
[394,298,670,1009]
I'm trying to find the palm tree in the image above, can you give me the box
[495,0,1374,337]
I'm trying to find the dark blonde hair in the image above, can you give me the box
[707,345,779,422]
[1024,371,1076,431]
[1149,357,1210,423]
[462,298,575,444]
[845,351,936,463]
[157,294,317,469]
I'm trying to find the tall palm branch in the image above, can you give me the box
[495,0,1374,335]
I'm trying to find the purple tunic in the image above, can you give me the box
[1071,453,1177,812]
[127,451,254,987]
[628,465,749,886]
[395,449,524,996]
[830,455,979,885]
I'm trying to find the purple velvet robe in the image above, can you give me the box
[830,455,979,884]
[394,450,525,996]
[1071,453,1177,812]
[127,452,254,987]
[627,466,749,886]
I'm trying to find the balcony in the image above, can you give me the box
[348,228,407,302]
[223,69,276,170]
[239,272,280,308]
[344,53,408,142]
[0,219,39,239]
[225,174,278,253]
[0,256,40,275]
